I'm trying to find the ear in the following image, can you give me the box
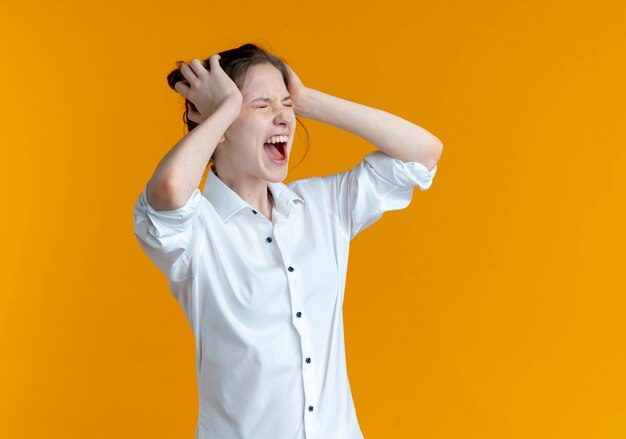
[187,108,203,124]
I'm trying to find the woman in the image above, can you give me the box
[133,43,443,439]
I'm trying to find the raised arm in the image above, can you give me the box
[285,65,443,170]
[149,55,242,211]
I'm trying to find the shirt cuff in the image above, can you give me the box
[136,181,202,240]
[363,150,438,191]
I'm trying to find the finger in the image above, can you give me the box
[174,80,190,96]
[287,65,297,79]
[189,59,208,77]
[180,63,199,84]
[208,53,222,72]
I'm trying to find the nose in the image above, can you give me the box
[273,106,294,125]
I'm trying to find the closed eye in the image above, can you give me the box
[256,104,293,109]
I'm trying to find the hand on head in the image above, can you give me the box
[174,54,243,123]
[284,63,308,116]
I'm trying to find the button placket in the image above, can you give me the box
[297,293,317,435]
[254,214,278,262]
[273,228,318,436]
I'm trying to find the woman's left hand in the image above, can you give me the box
[285,64,309,116]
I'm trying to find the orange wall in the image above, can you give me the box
[1,0,625,437]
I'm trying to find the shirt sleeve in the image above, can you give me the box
[133,180,202,281]
[320,150,438,240]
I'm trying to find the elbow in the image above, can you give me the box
[423,142,443,172]
[433,141,443,158]
[147,177,185,211]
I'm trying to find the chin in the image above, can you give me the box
[266,166,288,183]
[262,153,290,181]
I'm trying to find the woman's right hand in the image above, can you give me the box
[174,54,243,123]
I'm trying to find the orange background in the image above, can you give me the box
[2,1,625,438]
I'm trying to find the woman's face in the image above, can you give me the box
[218,63,296,183]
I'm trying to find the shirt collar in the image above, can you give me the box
[202,165,304,223]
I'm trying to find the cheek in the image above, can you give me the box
[226,116,245,133]
[223,113,266,148]
[232,112,262,132]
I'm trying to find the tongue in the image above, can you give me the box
[264,143,285,160]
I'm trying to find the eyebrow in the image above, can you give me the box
[250,95,292,103]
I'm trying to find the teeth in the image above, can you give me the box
[265,135,288,144]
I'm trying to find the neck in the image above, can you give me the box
[212,165,273,219]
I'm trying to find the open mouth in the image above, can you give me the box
[263,141,287,162]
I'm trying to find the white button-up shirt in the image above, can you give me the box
[133,150,437,439]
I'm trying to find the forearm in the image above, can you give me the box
[148,100,240,211]
[296,88,442,170]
